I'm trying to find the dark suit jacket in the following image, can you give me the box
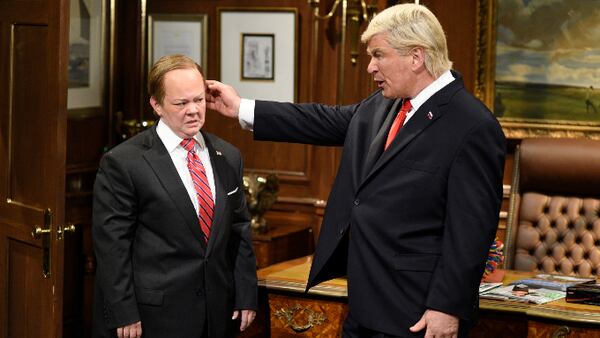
[254,73,505,336]
[92,127,257,338]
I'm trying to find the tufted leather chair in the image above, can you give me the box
[505,138,600,277]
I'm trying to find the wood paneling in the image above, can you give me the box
[424,0,478,92]
[8,239,47,338]
[10,25,50,207]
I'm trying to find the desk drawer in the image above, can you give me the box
[529,320,600,338]
[269,293,347,337]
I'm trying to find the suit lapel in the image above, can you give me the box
[359,74,464,189]
[362,98,401,179]
[141,127,208,250]
[202,133,228,256]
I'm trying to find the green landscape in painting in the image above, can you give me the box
[494,82,600,123]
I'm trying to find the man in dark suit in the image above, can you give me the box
[92,54,257,338]
[207,4,505,337]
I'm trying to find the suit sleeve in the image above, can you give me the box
[93,153,140,328]
[253,101,357,146]
[230,152,258,310]
[425,118,506,320]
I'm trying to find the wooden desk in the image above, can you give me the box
[252,224,314,269]
[255,256,600,337]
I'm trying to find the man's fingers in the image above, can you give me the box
[232,310,239,320]
[132,322,142,338]
[409,314,427,333]
[240,315,249,331]
[239,310,256,331]
[116,322,142,338]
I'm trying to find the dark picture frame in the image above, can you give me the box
[241,33,275,80]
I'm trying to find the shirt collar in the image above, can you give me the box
[407,70,455,112]
[156,119,206,153]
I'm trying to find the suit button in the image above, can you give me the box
[354,199,360,205]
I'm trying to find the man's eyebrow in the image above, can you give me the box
[367,47,381,55]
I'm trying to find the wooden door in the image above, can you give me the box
[0,0,69,337]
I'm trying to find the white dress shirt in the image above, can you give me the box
[237,70,455,129]
[156,120,217,214]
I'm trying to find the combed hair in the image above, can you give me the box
[148,54,205,104]
[361,4,452,78]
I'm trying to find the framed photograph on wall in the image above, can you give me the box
[219,8,297,102]
[68,0,106,113]
[475,0,600,139]
[242,34,275,80]
[148,14,208,70]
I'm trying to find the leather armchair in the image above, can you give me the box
[505,138,600,276]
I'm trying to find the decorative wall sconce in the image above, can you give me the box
[308,0,378,65]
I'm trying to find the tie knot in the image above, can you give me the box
[180,138,196,152]
[400,99,412,113]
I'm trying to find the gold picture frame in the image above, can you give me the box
[475,0,600,139]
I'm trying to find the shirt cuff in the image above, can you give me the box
[238,98,255,131]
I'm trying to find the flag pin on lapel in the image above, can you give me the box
[426,111,433,120]
[216,150,223,156]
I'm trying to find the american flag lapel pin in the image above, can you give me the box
[216,150,223,156]
[426,111,433,120]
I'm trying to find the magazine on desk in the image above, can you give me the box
[480,285,565,304]
[509,274,595,292]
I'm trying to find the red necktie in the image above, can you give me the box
[384,99,412,150]
[181,138,214,243]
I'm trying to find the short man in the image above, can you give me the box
[93,54,257,338]
[207,4,506,337]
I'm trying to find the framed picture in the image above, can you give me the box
[242,34,275,80]
[148,14,208,71]
[219,8,297,102]
[475,0,600,139]
[68,0,106,113]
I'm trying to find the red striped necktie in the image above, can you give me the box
[181,138,214,243]
[384,99,412,150]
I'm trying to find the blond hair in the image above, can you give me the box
[148,54,205,104]
[361,4,452,78]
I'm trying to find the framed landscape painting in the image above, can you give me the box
[475,0,600,139]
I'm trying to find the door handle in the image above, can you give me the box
[31,226,51,239]
[30,208,52,278]
[57,223,76,240]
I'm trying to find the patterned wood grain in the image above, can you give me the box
[269,293,348,337]
[528,320,600,338]
[470,312,528,338]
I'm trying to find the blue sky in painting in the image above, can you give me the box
[495,0,600,88]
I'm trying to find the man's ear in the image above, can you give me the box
[149,96,162,116]
[410,47,426,71]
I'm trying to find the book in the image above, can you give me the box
[566,283,600,305]
[480,285,565,304]
[479,282,503,294]
[509,274,595,292]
